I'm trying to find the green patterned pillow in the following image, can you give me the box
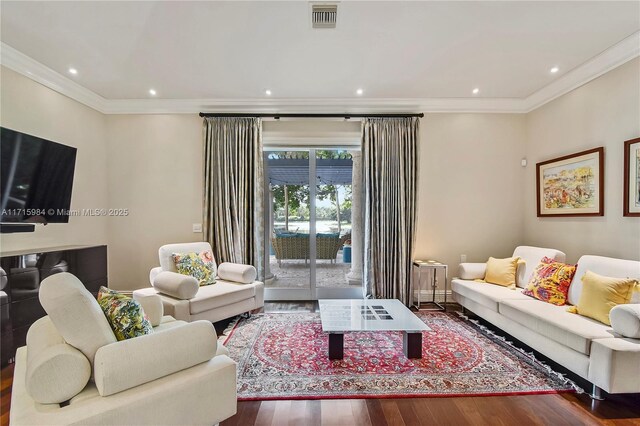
[172,250,217,286]
[97,287,153,341]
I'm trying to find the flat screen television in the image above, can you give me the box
[1,127,77,224]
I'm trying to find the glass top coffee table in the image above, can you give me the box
[318,299,431,360]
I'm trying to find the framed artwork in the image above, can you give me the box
[536,147,604,217]
[623,137,640,217]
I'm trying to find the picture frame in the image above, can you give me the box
[623,137,640,217]
[536,147,604,217]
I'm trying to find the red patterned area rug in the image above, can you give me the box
[221,312,579,400]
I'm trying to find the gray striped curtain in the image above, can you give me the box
[362,117,419,305]
[203,117,264,280]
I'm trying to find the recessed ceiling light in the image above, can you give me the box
[68,68,78,75]
[550,66,559,74]
[148,89,157,96]
[265,89,272,96]
[356,88,364,96]
[472,88,480,95]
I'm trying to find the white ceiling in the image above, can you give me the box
[0,1,639,112]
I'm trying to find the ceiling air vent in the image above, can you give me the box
[311,4,337,29]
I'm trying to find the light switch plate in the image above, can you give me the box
[460,254,467,263]
[192,223,202,233]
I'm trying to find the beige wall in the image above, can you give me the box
[105,115,203,289]
[414,114,527,272]
[524,58,640,263]
[0,67,109,252]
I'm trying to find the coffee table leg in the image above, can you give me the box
[403,332,422,359]
[329,333,344,360]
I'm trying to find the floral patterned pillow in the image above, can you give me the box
[97,287,153,341]
[172,250,216,286]
[522,257,577,305]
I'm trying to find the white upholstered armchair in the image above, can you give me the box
[10,272,237,425]
[134,242,264,323]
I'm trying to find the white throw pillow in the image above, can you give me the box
[610,304,640,338]
[217,263,257,284]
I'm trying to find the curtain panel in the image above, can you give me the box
[362,117,419,305]
[203,117,265,279]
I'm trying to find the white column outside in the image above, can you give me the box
[346,150,363,285]
[264,186,275,283]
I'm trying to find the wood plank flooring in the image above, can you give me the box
[222,393,640,426]
[2,302,639,426]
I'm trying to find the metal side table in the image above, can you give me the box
[412,260,448,311]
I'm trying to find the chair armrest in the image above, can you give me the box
[149,266,162,285]
[458,263,487,280]
[153,271,199,300]
[218,262,257,284]
[93,320,217,396]
[133,293,163,326]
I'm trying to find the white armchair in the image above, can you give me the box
[10,272,237,425]
[134,242,264,323]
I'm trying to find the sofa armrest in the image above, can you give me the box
[149,266,162,286]
[153,271,199,300]
[610,304,640,338]
[93,320,217,396]
[589,337,640,394]
[458,263,486,280]
[217,262,257,284]
[133,293,163,327]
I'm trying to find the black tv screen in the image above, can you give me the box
[1,127,77,223]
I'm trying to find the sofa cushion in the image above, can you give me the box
[485,257,520,289]
[159,242,215,273]
[522,257,577,306]
[153,318,187,333]
[567,271,638,325]
[153,271,199,300]
[97,287,154,341]
[93,321,218,396]
[39,273,117,364]
[217,262,257,284]
[133,293,164,327]
[609,304,640,338]
[172,250,217,286]
[568,255,640,306]
[25,317,91,404]
[512,246,566,288]
[499,299,614,355]
[451,279,531,312]
[458,263,487,280]
[189,281,257,315]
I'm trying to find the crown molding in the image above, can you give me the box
[2,31,639,115]
[522,31,640,112]
[102,96,526,114]
[0,43,108,113]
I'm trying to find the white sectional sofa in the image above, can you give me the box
[452,246,640,399]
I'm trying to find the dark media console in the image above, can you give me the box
[0,223,35,234]
[0,245,107,366]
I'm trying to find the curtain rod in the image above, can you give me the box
[199,112,424,119]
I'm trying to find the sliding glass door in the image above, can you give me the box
[264,148,362,301]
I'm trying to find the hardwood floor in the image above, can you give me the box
[221,393,640,426]
[2,302,639,426]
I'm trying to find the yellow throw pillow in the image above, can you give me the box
[566,270,638,325]
[484,256,521,289]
